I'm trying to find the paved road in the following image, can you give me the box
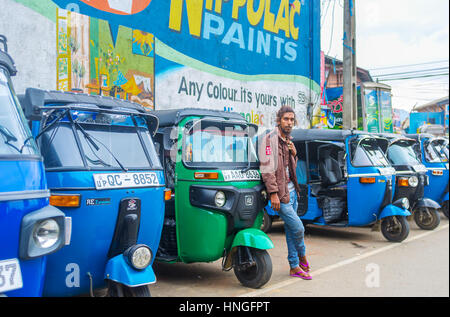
[150,215,449,297]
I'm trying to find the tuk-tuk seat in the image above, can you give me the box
[319,149,343,187]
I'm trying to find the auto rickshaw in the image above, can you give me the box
[152,108,273,289]
[381,134,440,230]
[263,129,411,242]
[20,88,165,297]
[0,36,69,296]
[405,133,449,219]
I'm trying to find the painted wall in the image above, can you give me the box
[1,0,155,109]
[0,0,57,93]
[49,0,322,129]
[2,0,321,128]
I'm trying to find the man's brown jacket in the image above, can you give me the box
[259,127,301,204]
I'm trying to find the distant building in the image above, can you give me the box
[406,96,449,135]
[324,55,373,88]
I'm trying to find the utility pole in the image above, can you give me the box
[343,0,357,130]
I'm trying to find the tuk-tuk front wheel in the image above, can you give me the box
[233,247,272,289]
[381,216,409,242]
[413,207,440,230]
[107,280,151,297]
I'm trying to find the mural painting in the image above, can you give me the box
[65,9,155,109]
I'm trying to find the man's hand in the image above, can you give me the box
[287,140,297,157]
[270,193,281,211]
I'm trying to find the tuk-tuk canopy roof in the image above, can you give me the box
[19,88,151,121]
[403,133,436,142]
[376,132,417,143]
[152,108,248,128]
[290,128,367,142]
[0,35,17,76]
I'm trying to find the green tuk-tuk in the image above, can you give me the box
[152,108,273,288]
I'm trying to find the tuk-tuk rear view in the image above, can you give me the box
[153,108,273,289]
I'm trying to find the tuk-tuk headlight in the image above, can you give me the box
[401,198,410,210]
[33,219,60,249]
[408,176,419,187]
[125,245,152,270]
[215,191,226,207]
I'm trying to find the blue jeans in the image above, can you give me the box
[279,189,306,269]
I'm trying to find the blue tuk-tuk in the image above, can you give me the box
[20,88,165,297]
[263,129,411,242]
[0,36,69,296]
[381,134,440,230]
[405,134,449,219]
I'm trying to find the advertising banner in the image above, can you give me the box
[364,88,379,133]
[380,89,393,133]
[50,0,321,129]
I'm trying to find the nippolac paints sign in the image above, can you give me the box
[51,0,321,129]
[168,0,302,62]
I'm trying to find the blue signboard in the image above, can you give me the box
[51,0,321,128]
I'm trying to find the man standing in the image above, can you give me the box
[259,106,311,280]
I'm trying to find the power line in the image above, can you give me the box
[368,59,449,71]
[373,67,449,78]
[379,73,449,81]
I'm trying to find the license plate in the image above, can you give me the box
[412,165,427,173]
[0,259,23,294]
[222,169,261,182]
[93,172,160,190]
[378,167,395,176]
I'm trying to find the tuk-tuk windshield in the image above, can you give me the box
[431,141,448,162]
[183,120,258,167]
[0,67,38,156]
[350,138,390,167]
[387,142,422,166]
[40,110,161,170]
[424,140,447,163]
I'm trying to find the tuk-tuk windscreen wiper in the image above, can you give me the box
[74,122,154,170]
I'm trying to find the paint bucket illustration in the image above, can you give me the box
[79,0,151,15]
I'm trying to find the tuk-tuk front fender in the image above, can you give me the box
[379,204,411,220]
[104,254,156,287]
[231,228,274,250]
[413,198,441,210]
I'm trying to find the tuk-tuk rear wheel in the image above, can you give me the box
[442,201,449,219]
[381,216,409,242]
[413,208,440,230]
[233,248,272,289]
[107,280,151,297]
[261,212,273,233]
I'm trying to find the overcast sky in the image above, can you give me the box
[321,0,449,111]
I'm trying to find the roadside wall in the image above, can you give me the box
[0,0,321,129]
